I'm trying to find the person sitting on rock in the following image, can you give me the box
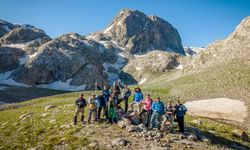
[96,82,111,105]
[161,101,175,131]
[130,87,144,112]
[150,97,165,130]
[87,93,98,124]
[97,91,108,120]
[174,100,187,133]
[138,94,153,127]
[73,93,87,125]
[118,80,131,112]
[107,97,118,124]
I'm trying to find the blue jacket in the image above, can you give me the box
[152,101,165,115]
[175,104,187,117]
[133,92,143,102]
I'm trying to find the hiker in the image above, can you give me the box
[118,80,131,112]
[138,94,153,127]
[111,81,121,107]
[161,101,175,130]
[107,97,118,124]
[87,93,98,124]
[97,91,108,120]
[130,87,143,112]
[73,93,87,125]
[96,82,111,104]
[150,97,165,129]
[174,100,187,133]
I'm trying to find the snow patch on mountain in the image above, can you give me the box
[103,25,113,34]
[0,70,31,87]
[37,79,86,91]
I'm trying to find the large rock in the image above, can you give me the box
[100,9,185,55]
[0,46,24,73]
[0,25,50,45]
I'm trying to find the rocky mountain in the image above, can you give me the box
[181,16,250,72]
[87,9,185,55]
[123,50,180,85]
[0,9,185,91]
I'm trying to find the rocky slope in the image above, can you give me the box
[123,50,180,85]
[0,9,185,91]
[181,16,250,72]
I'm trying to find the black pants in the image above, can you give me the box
[97,106,107,119]
[139,109,152,127]
[177,116,185,132]
[117,97,129,112]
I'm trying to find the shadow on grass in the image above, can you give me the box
[186,126,250,150]
[0,84,70,110]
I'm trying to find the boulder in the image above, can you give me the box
[40,113,49,117]
[117,118,132,128]
[126,125,142,132]
[111,138,128,146]
[232,129,249,142]
[191,119,203,125]
[45,105,56,111]
[19,112,33,120]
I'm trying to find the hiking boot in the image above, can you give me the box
[80,116,84,123]
[73,116,77,125]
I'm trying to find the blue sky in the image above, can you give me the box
[0,0,250,47]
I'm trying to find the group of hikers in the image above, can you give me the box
[73,81,187,133]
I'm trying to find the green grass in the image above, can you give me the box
[0,59,250,149]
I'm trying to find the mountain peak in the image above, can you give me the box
[102,9,185,55]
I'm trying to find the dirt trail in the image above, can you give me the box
[185,98,248,123]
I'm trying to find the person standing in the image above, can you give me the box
[97,91,108,120]
[107,97,117,124]
[161,101,175,130]
[73,93,87,125]
[150,97,165,130]
[175,100,187,133]
[130,87,144,112]
[87,93,98,124]
[111,81,121,107]
[96,82,111,105]
[138,94,153,127]
[118,80,131,112]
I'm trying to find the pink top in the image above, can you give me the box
[143,98,152,110]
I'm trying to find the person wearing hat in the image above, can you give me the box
[138,94,153,127]
[150,96,165,129]
[174,100,187,133]
[87,93,98,124]
[73,93,87,125]
[130,87,144,112]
